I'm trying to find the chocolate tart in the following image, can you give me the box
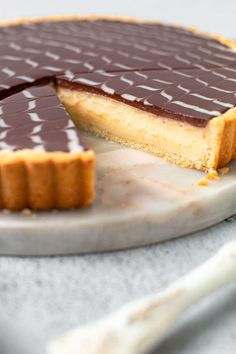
[0,16,236,209]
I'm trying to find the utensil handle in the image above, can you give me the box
[169,239,236,306]
[48,240,236,354]
[111,240,236,354]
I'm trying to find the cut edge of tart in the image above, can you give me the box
[57,87,236,171]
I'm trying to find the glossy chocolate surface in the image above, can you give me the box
[0,86,83,152]
[0,19,236,151]
[58,67,236,126]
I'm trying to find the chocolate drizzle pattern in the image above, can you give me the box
[0,85,84,152]
[58,67,236,126]
[0,19,236,150]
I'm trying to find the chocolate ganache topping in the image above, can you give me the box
[0,18,236,151]
[0,86,84,152]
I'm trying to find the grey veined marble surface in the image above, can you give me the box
[0,105,236,353]
[0,115,235,349]
[1,133,236,256]
[0,130,236,353]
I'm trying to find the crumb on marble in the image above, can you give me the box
[194,168,222,187]
[21,209,38,218]
[197,177,209,186]
[21,208,32,216]
[207,169,220,180]
[219,167,229,175]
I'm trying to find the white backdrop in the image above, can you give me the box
[0,0,235,39]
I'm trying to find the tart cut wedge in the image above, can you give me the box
[0,85,94,210]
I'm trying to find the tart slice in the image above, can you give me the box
[0,85,94,210]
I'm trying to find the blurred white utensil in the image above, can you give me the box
[48,239,236,354]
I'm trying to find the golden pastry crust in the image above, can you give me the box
[0,150,94,210]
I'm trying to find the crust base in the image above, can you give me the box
[0,150,95,210]
[58,88,236,172]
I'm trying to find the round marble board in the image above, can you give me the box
[0,132,235,256]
